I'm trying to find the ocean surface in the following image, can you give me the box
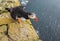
[25,0,60,41]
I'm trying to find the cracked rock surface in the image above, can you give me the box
[0,0,42,41]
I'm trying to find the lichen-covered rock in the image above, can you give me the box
[0,0,20,8]
[0,25,8,41]
[8,20,41,41]
[0,13,16,25]
[0,0,42,41]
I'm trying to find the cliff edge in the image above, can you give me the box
[0,0,42,41]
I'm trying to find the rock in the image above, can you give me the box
[8,20,41,41]
[0,0,42,41]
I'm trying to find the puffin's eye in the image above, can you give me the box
[31,15,33,17]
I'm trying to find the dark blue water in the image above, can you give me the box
[25,0,60,41]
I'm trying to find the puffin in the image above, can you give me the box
[5,6,38,23]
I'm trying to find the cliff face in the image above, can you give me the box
[0,0,42,41]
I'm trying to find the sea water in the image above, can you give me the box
[25,0,60,41]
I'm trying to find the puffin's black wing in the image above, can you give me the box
[5,6,29,20]
[11,6,29,19]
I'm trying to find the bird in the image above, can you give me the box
[5,6,38,23]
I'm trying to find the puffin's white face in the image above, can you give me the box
[28,13,38,22]
[28,13,36,19]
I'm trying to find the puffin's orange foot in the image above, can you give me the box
[17,18,21,23]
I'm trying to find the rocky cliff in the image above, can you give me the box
[0,0,42,41]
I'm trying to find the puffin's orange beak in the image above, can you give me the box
[34,17,39,22]
[17,18,21,23]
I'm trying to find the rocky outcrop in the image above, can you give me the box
[0,0,42,41]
